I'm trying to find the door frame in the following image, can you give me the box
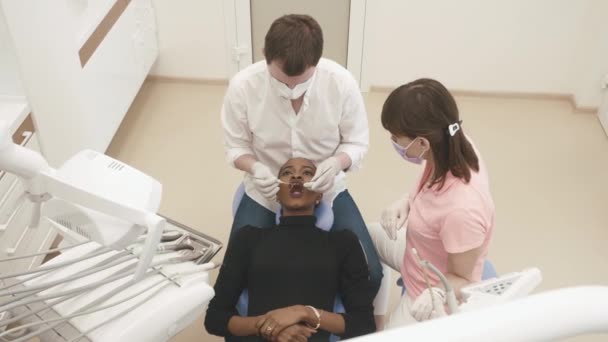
[224,0,367,89]
[223,0,253,77]
[599,81,608,135]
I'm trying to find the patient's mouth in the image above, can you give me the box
[289,181,304,196]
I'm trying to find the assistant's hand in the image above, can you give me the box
[303,157,341,193]
[380,196,410,240]
[410,287,447,321]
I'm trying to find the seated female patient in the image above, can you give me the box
[205,157,375,341]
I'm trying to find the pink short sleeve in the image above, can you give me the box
[440,208,487,254]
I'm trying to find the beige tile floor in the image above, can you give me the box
[107,79,608,342]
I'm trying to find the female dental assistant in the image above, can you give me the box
[369,78,495,327]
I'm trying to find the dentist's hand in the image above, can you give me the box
[380,196,410,240]
[304,157,341,193]
[410,287,447,321]
[250,162,279,201]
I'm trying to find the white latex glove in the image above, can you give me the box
[380,196,410,240]
[303,157,341,193]
[250,162,279,201]
[410,287,447,321]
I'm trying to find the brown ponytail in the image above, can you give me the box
[381,78,479,189]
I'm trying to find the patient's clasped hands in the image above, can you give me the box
[255,305,318,341]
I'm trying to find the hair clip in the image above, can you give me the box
[448,121,462,137]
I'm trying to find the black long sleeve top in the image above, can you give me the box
[204,215,375,341]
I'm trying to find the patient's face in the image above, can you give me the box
[277,158,322,214]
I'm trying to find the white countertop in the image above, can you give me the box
[0,95,30,134]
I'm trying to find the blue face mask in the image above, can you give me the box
[391,139,426,164]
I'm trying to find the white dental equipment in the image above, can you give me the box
[0,120,165,281]
[350,286,608,341]
[0,208,222,342]
[0,242,214,342]
[412,248,542,315]
[459,268,542,311]
[0,120,224,341]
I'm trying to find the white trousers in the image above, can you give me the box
[368,222,418,328]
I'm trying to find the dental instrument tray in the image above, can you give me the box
[0,216,222,342]
[159,214,223,264]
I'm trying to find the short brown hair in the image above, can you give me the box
[381,78,479,189]
[264,14,323,76]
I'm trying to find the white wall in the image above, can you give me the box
[572,0,608,109]
[149,0,230,79]
[147,0,606,108]
[2,0,158,166]
[590,0,608,131]
[0,9,23,96]
[361,0,606,108]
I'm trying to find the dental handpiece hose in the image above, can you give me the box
[421,260,460,314]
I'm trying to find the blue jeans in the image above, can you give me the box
[231,190,383,294]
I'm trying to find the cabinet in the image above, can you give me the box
[0,0,158,166]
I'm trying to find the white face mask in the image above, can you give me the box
[270,74,314,100]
